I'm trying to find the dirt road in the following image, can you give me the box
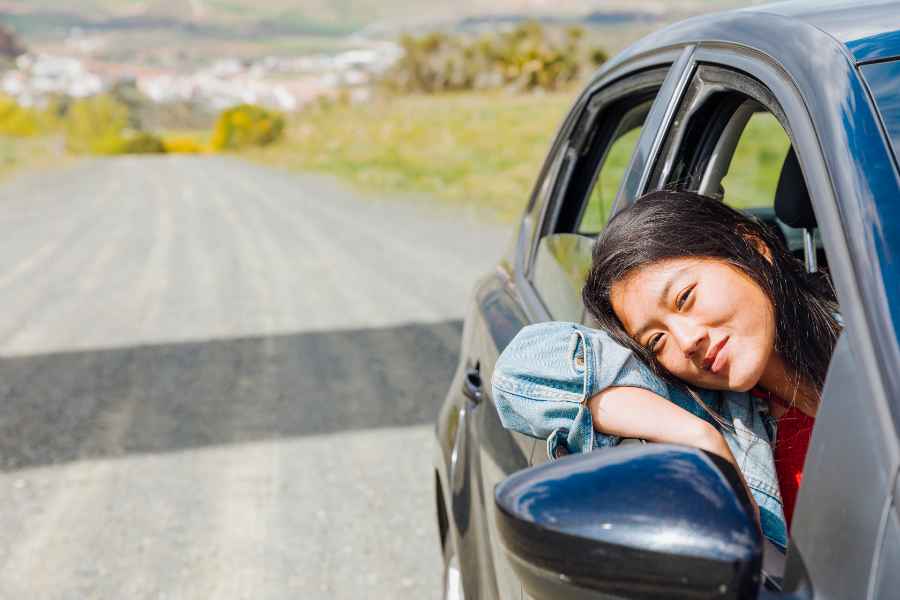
[0,156,509,599]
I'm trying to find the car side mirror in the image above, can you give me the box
[495,444,763,600]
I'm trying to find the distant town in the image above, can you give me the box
[2,40,404,113]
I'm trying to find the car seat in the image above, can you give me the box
[774,147,825,273]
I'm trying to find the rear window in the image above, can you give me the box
[863,59,900,168]
[857,59,900,333]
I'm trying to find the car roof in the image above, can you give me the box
[744,0,900,63]
[609,1,900,66]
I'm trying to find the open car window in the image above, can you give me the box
[652,66,828,275]
[529,70,665,321]
[719,111,791,210]
[578,115,645,233]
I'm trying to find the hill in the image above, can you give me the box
[2,0,751,37]
[0,0,757,66]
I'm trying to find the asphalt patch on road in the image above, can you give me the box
[0,319,462,472]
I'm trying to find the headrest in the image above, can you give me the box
[774,147,816,229]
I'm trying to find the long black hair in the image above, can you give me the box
[582,190,841,398]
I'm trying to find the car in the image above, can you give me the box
[432,2,900,599]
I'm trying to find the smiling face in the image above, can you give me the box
[609,258,777,392]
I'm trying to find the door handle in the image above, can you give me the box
[462,362,483,404]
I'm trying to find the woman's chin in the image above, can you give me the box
[725,366,764,392]
[692,367,760,393]
[676,361,764,392]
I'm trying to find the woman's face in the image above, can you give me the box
[609,258,776,392]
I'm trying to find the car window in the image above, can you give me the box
[713,108,821,263]
[529,76,662,321]
[532,234,594,322]
[579,125,643,232]
[720,112,791,209]
[651,70,824,271]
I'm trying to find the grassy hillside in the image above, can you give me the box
[243,91,574,220]
[238,90,788,222]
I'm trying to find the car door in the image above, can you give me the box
[452,56,692,600]
[639,50,900,597]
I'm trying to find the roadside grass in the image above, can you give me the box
[243,91,576,220]
[0,91,789,223]
[0,135,68,181]
[242,92,790,222]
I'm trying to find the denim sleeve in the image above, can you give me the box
[491,321,672,458]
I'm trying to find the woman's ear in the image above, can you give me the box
[740,231,774,264]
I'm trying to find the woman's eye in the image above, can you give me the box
[647,333,663,353]
[676,286,693,310]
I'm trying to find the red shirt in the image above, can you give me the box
[751,389,815,529]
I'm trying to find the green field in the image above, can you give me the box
[243,92,790,222]
[244,91,576,220]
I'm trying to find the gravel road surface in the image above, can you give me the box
[0,156,509,599]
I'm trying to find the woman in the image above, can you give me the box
[491,190,841,550]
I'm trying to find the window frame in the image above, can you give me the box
[520,68,671,319]
[575,102,652,234]
[512,47,694,324]
[648,64,793,195]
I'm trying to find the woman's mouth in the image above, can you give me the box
[703,336,729,374]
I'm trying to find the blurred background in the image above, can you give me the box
[0,1,764,599]
[0,0,771,208]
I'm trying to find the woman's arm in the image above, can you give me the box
[589,386,759,521]
[587,386,735,463]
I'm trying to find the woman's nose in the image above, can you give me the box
[670,318,706,359]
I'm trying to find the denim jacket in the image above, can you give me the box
[491,321,788,549]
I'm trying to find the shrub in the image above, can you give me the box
[64,95,130,154]
[384,21,605,94]
[162,136,206,154]
[210,104,285,150]
[0,94,42,137]
[117,132,166,154]
[63,95,168,155]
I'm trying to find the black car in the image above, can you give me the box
[433,2,900,599]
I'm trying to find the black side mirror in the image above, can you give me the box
[495,444,763,600]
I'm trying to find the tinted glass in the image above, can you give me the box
[863,59,900,169]
[720,112,791,209]
[533,93,655,319]
[715,110,814,258]
[579,126,643,232]
[531,234,594,321]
